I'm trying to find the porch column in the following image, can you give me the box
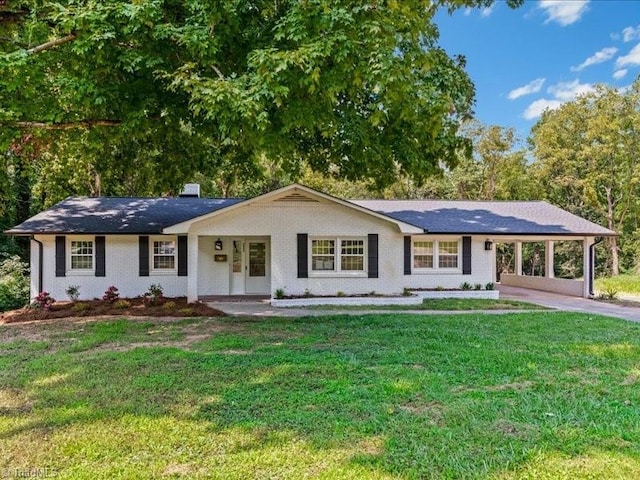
[583,236,594,298]
[515,241,523,276]
[545,240,554,278]
[187,234,199,303]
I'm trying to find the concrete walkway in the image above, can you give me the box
[207,286,640,323]
[498,285,640,323]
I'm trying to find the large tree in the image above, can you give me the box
[1,0,522,204]
[530,79,640,275]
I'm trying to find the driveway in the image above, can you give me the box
[498,284,640,323]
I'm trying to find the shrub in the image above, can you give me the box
[102,286,120,303]
[114,299,131,309]
[0,255,30,312]
[303,288,312,298]
[162,301,177,310]
[460,282,473,291]
[485,282,495,291]
[600,285,618,300]
[65,285,80,302]
[402,288,412,297]
[71,302,90,313]
[336,291,346,297]
[143,283,164,306]
[31,291,55,311]
[274,288,285,299]
[474,283,482,291]
[435,286,445,291]
[179,307,194,315]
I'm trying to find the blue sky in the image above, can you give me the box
[435,0,640,140]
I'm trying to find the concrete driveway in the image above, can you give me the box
[498,284,640,323]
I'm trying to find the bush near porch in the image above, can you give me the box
[1,312,639,479]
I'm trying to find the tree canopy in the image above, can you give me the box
[1,0,521,203]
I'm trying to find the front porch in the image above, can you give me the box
[189,235,271,302]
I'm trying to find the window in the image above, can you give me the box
[311,237,365,273]
[341,239,365,271]
[70,240,93,270]
[438,241,459,268]
[413,239,460,270]
[311,239,335,271]
[153,239,176,270]
[413,241,434,269]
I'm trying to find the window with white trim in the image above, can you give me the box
[70,240,94,270]
[311,237,366,273]
[152,239,176,270]
[413,239,460,270]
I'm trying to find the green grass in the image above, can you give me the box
[1,313,639,479]
[306,298,547,311]
[596,275,640,296]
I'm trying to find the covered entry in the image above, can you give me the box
[229,237,270,294]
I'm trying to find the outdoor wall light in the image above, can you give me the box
[485,240,494,251]
[215,238,223,250]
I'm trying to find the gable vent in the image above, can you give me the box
[274,192,318,203]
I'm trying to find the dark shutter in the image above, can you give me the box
[55,236,66,277]
[368,234,378,278]
[462,236,472,275]
[177,236,188,276]
[403,236,412,275]
[139,236,149,277]
[95,236,106,277]
[297,233,308,278]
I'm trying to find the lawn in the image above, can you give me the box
[306,298,547,311]
[1,313,639,479]
[596,274,640,296]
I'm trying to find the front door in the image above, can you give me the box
[230,237,270,294]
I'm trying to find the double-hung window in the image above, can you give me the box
[413,239,460,270]
[152,239,176,271]
[70,240,94,270]
[311,237,366,273]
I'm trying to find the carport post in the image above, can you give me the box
[583,237,594,298]
[515,241,523,276]
[545,240,554,278]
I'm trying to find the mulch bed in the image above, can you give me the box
[0,297,226,324]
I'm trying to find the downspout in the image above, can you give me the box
[31,236,44,294]
[589,237,604,297]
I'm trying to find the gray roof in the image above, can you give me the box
[6,197,243,234]
[352,200,616,236]
[6,192,615,237]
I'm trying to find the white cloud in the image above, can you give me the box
[547,79,594,100]
[507,78,546,100]
[615,43,640,68]
[523,79,594,120]
[480,4,495,18]
[523,99,563,120]
[613,69,628,80]
[570,47,617,72]
[622,25,640,42]
[539,0,589,26]
[464,7,473,16]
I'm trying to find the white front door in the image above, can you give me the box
[229,237,270,295]
[230,239,245,294]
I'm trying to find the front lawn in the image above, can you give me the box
[1,313,639,479]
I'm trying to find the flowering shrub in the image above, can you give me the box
[143,283,164,306]
[102,286,120,303]
[31,291,55,311]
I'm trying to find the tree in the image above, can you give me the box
[530,79,640,275]
[0,0,523,205]
[451,121,534,200]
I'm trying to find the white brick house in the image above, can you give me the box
[6,184,615,301]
